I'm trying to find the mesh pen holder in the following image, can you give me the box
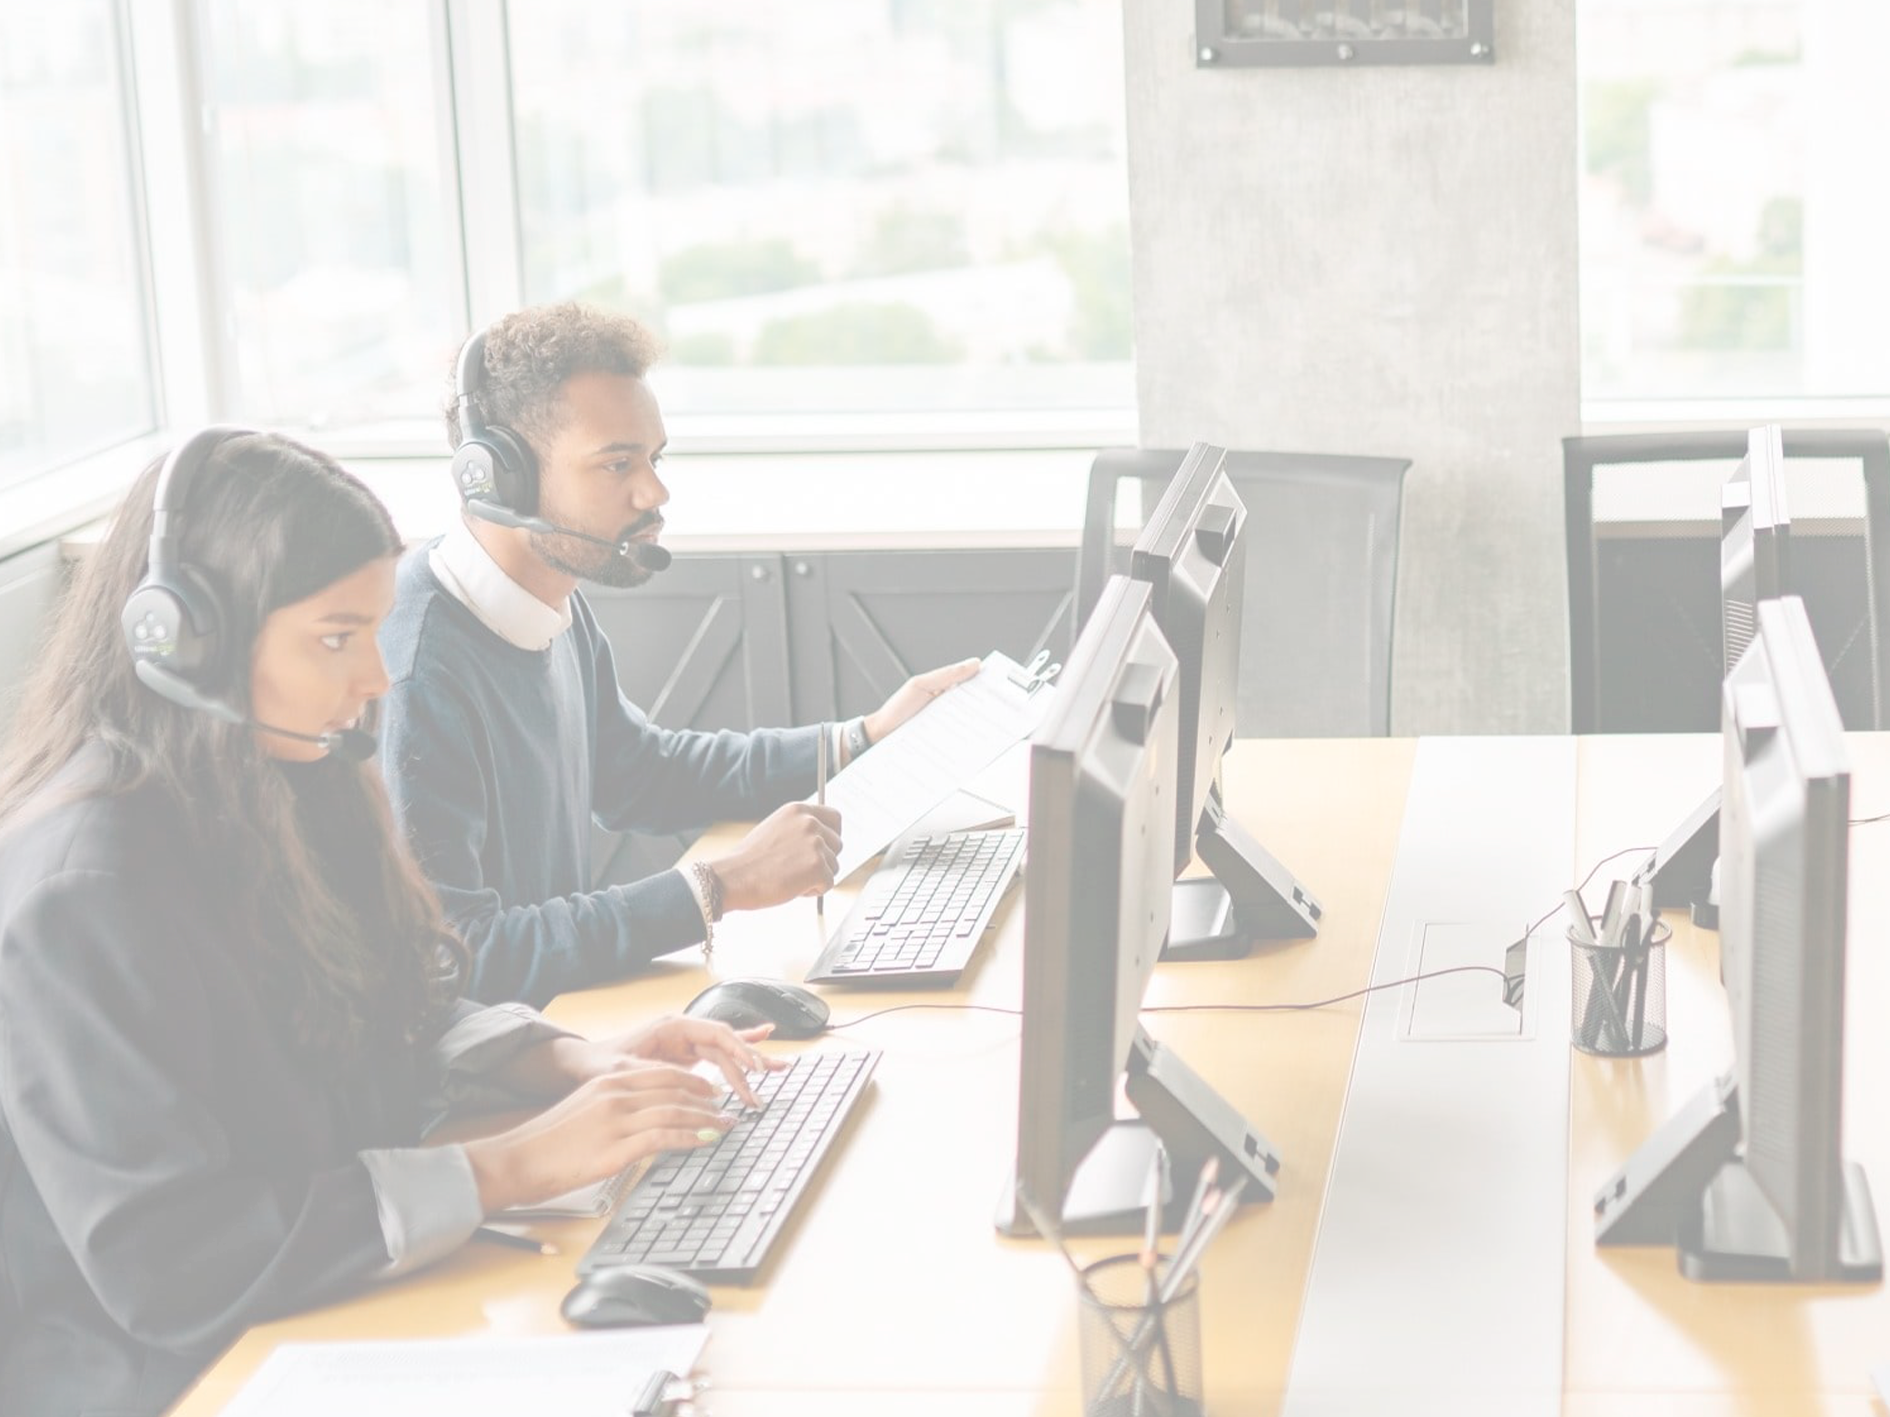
[1076,1252,1204,1417]
[1569,917,1670,1057]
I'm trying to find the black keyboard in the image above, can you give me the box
[806,827,1026,986]
[577,1048,880,1284]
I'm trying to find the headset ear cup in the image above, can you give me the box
[484,425,540,517]
[121,566,223,684]
[174,566,228,683]
[450,438,503,506]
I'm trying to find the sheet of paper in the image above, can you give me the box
[907,786,1016,837]
[221,1328,709,1417]
[961,739,1032,826]
[499,1159,637,1219]
[822,651,1054,882]
[497,1176,610,1218]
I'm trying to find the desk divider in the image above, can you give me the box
[1284,736,1577,1417]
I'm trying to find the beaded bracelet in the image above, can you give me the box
[690,860,725,957]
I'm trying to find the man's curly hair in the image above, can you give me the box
[444,302,665,454]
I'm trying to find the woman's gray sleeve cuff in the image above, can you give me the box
[359,1143,484,1278]
[435,1000,576,1076]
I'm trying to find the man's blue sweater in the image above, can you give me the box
[377,550,818,1007]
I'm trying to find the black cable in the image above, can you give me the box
[830,843,1659,1029]
[1142,963,1509,1014]
[830,964,1514,1029]
[1851,811,1890,826]
[1493,841,1658,1007]
[826,1001,1022,1030]
[1524,842,1658,939]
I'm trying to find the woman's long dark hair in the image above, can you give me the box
[0,433,464,1065]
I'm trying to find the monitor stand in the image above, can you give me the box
[1633,786,1720,926]
[1679,1159,1883,1283]
[994,1030,1280,1237]
[1593,1072,1883,1283]
[1163,786,1322,961]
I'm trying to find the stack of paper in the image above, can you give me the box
[823,651,1055,882]
[219,1327,709,1417]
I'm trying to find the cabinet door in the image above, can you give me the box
[0,541,67,739]
[581,554,790,887]
[785,548,1075,722]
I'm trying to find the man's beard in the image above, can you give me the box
[531,529,655,588]
[529,509,664,589]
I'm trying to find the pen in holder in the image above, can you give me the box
[1076,1253,1204,1417]
[1569,913,1670,1057]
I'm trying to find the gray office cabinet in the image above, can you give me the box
[584,544,1073,888]
[584,553,795,731]
[0,540,66,740]
[783,548,1075,722]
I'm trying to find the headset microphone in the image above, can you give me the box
[134,662,380,763]
[461,497,672,571]
[266,722,379,763]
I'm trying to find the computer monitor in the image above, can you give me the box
[996,574,1280,1237]
[1638,424,1793,914]
[1720,423,1792,674]
[1595,597,1880,1282]
[1128,443,1322,960]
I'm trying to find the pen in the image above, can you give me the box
[816,724,828,923]
[1141,1143,1166,1272]
[1160,1175,1248,1304]
[1579,881,1632,1051]
[1099,1173,1251,1406]
[1628,912,1655,1051]
[631,1367,679,1417]
[1171,1154,1218,1268]
[1139,1145,1172,1417]
[472,1225,557,1256]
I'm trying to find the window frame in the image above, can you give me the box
[16,0,1890,525]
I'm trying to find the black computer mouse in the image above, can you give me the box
[560,1266,713,1328]
[682,977,830,1039]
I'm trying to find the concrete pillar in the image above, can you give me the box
[1122,1,1581,733]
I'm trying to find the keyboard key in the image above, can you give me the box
[808,829,1023,987]
[578,1049,880,1284]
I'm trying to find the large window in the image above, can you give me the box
[0,1,154,491]
[507,1,1134,426]
[1579,0,1890,411]
[197,0,458,430]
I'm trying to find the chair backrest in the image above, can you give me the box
[1077,447,1410,737]
[1563,429,1890,733]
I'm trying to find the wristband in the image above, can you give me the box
[689,861,725,957]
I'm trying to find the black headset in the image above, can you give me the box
[121,425,252,696]
[444,323,673,570]
[119,425,380,761]
[450,327,541,517]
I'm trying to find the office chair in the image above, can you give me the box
[1563,429,1890,733]
[1077,447,1410,737]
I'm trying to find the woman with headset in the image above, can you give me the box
[0,430,770,1416]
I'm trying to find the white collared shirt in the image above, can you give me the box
[428,518,573,652]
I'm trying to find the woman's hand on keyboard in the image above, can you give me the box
[462,1063,735,1214]
[587,1016,786,1106]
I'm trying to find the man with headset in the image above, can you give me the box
[377,303,978,1007]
